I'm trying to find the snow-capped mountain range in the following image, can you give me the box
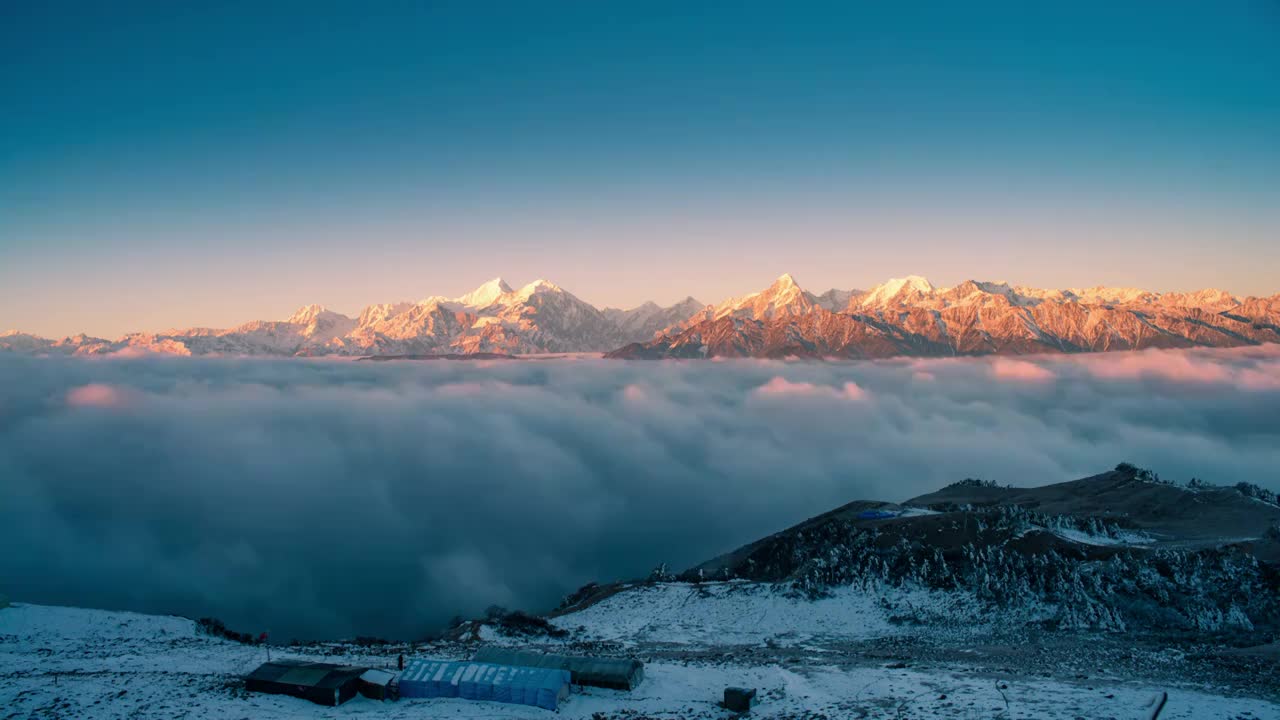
[610,273,1280,359]
[3,274,1278,358]
[0,277,696,358]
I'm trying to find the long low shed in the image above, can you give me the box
[472,647,644,690]
[399,659,571,711]
[245,660,366,706]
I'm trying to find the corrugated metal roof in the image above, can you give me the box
[246,660,366,690]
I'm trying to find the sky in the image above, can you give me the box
[2,1,1278,338]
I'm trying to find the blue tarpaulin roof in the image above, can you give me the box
[399,659,571,711]
[472,647,643,690]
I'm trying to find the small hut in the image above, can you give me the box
[358,668,398,701]
[244,660,366,706]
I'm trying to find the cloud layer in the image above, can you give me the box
[1,347,1278,640]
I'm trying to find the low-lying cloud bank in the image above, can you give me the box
[1,346,1277,640]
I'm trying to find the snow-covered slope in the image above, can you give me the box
[812,287,856,311]
[672,273,819,332]
[0,331,58,354]
[0,330,109,355]
[602,296,704,344]
[454,277,514,309]
[452,279,622,354]
[856,274,937,309]
[2,596,1272,719]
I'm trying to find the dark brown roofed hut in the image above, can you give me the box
[244,660,366,706]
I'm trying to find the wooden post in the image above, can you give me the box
[1147,691,1168,720]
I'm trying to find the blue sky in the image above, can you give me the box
[3,1,1278,337]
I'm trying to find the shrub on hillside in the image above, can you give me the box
[947,477,1001,489]
[1235,482,1279,507]
[196,617,259,645]
[484,606,569,639]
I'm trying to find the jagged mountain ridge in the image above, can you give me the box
[3,273,1278,358]
[548,465,1280,643]
[609,274,1280,359]
[1,278,697,357]
[668,465,1280,634]
[689,467,1280,582]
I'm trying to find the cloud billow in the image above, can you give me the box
[0,347,1277,640]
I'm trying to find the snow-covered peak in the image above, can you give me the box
[973,280,1011,294]
[1069,286,1158,305]
[0,331,55,353]
[513,278,562,299]
[455,277,513,308]
[1188,288,1234,302]
[356,302,413,327]
[287,304,328,325]
[770,273,799,290]
[940,279,1012,299]
[698,274,817,323]
[760,273,810,306]
[883,275,934,295]
[859,275,936,308]
[1158,288,1240,309]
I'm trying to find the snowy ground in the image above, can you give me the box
[1045,527,1153,547]
[540,582,993,646]
[2,599,1275,719]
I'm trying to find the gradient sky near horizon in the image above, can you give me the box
[3,1,1279,338]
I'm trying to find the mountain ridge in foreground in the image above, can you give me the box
[4,464,1277,718]
[3,274,1279,359]
[563,463,1280,635]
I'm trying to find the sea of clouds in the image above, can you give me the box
[1,346,1278,640]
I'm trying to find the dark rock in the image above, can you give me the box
[724,686,756,713]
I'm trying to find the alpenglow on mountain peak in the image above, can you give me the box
[3,273,1277,360]
[519,278,561,293]
[859,275,936,307]
[286,304,334,325]
[455,277,513,308]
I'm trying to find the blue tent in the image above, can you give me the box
[473,647,643,690]
[399,659,571,711]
